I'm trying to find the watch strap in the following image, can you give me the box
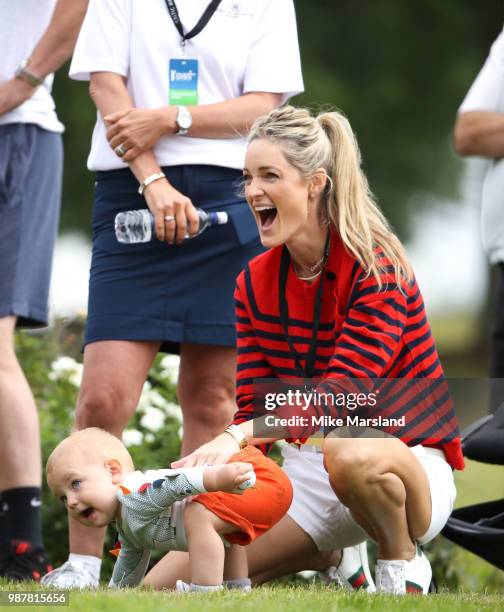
[15,59,44,87]
[224,424,248,450]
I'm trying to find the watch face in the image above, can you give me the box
[178,113,192,129]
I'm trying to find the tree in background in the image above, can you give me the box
[53,0,503,238]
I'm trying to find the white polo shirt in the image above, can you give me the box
[70,0,304,171]
[459,28,504,264]
[0,0,64,133]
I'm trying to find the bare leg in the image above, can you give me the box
[143,513,322,588]
[323,437,431,561]
[184,502,238,586]
[178,344,236,455]
[224,545,248,582]
[246,514,323,584]
[143,551,191,588]
[69,340,160,557]
[75,340,160,435]
[0,317,41,490]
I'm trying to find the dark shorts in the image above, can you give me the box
[85,165,264,353]
[0,124,63,328]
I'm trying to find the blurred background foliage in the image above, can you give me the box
[53,0,504,239]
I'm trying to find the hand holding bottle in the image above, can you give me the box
[115,205,228,244]
[143,178,200,244]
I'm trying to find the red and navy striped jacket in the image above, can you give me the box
[233,232,464,470]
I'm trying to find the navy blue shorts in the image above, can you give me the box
[0,124,63,328]
[86,165,264,353]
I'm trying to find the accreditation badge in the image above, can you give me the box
[168,58,199,105]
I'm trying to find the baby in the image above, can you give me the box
[45,428,292,591]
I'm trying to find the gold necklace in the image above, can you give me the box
[291,257,324,281]
[307,256,324,272]
[296,269,323,281]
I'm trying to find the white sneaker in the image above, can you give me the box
[320,542,376,592]
[375,545,432,595]
[40,561,99,589]
[175,580,191,593]
[175,580,223,593]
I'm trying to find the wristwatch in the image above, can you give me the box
[15,59,44,87]
[175,105,192,135]
[224,424,248,450]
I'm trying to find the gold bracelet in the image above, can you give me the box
[224,424,248,450]
[138,172,166,196]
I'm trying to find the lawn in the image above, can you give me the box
[0,582,503,612]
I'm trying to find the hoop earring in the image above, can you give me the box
[325,174,334,193]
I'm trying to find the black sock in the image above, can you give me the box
[1,487,44,550]
[0,494,8,547]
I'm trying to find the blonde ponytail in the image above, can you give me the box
[249,106,412,289]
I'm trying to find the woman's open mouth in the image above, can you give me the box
[256,206,277,230]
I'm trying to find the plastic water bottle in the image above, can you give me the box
[114,208,229,244]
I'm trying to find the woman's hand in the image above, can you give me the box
[105,107,175,162]
[171,433,240,468]
[143,179,200,244]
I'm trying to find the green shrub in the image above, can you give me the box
[16,318,182,580]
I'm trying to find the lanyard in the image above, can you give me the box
[164,0,222,48]
[278,234,331,380]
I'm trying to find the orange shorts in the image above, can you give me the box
[194,446,292,545]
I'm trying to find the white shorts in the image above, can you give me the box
[281,442,456,551]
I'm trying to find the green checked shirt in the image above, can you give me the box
[109,467,207,587]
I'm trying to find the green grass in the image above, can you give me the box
[0,582,503,612]
[455,459,504,507]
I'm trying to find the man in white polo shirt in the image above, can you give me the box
[454,26,504,414]
[0,0,88,581]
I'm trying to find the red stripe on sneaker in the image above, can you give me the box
[406,581,423,593]
[349,568,367,589]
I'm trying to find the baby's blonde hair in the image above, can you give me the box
[248,105,412,289]
[46,427,134,478]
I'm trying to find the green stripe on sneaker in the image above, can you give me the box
[406,580,423,593]
[349,567,368,590]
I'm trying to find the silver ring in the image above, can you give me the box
[114,143,127,157]
[164,215,175,222]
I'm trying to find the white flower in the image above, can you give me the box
[68,363,83,387]
[145,433,155,443]
[148,389,170,410]
[49,356,83,388]
[164,401,182,423]
[50,356,78,374]
[122,429,143,447]
[177,426,183,440]
[140,407,166,432]
[159,355,180,384]
[137,382,182,422]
